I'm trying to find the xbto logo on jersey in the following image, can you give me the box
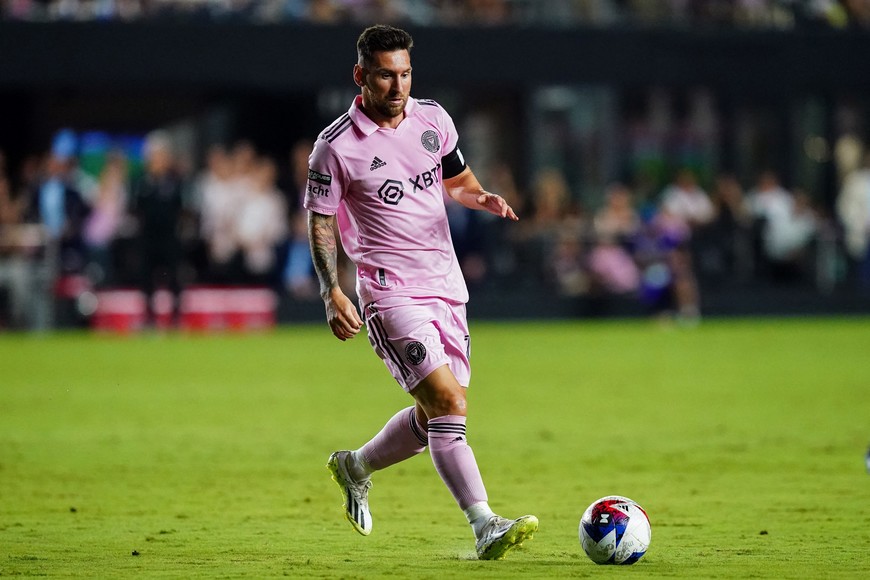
[378,163,442,206]
[409,163,442,193]
[377,179,404,205]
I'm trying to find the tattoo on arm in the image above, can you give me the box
[308,211,339,297]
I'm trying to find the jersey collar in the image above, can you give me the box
[349,95,419,136]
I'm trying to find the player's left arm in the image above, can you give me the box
[443,166,519,221]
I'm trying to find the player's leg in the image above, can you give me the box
[327,404,430,537]
[412,365,538,560]
[341,404,430,482]
[327,303,434,536]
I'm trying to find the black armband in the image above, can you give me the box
[441,146,467,179]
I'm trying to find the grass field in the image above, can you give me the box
[1,317,868,578]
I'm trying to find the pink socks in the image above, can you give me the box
[427,415,488,510]
[353,410,489,517]
[356,406,428,478]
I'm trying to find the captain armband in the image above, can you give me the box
[441,146,467,180]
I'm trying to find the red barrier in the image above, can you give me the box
[90,287,277,334]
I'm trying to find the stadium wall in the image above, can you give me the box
[2,23,870,92]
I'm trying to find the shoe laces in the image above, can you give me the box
[480,516,510,540]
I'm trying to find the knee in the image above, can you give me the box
[415,385,467,420]
[412,365,468,419]
[426,391,467,418]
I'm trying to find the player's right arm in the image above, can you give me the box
[308,210,362,341]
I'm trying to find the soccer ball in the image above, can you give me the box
[579,495,651,565]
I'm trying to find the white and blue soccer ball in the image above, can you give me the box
[579,495,651,565]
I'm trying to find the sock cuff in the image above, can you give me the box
[428,414,467,425]
[407,407,429,447]
[463,501,494,525]
[427,415,467,440]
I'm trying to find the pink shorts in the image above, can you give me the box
[363,296,471,392]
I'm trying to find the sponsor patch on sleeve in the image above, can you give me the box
[308,169,332,185]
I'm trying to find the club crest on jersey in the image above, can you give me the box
[421,130,440,153]
[377,179,404,205]
[405,341,427,365]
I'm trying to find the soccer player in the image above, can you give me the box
[305,24,538,560]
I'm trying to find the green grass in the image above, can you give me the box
[1,317,868,578]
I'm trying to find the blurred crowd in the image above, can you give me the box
[0,131,318,329]
[475,161,861,325]
[3,0,870,29]
[2,126,869,331]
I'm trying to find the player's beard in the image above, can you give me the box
[365,88,407,121]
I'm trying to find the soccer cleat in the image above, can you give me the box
[326,451,373,536]
[476,514,539,560]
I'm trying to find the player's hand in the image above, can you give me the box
[477,192,519,221]
[324,288,363,341]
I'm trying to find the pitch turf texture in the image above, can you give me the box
[1,317,868,578]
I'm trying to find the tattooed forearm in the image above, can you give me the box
[308,211,340,297]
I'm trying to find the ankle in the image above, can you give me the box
[464,501,495,537]
[348,450,373,482]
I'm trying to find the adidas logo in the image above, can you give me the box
[370,156,386,171]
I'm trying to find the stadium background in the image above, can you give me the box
[2,1,870,331]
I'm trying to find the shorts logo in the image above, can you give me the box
[308,169,332,185]
[421,130,440,153]
[377,179,404,205]
[405,341,427,365]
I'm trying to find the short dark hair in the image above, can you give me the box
[357,24,414,67]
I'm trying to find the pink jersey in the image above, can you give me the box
[305,95,468,306]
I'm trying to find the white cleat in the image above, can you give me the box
[476,515,538,560]
[327,451,373,536]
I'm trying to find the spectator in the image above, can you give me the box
[643,168,713,323]
[1,154,46,327]
[523,167,587,295]
[477,162,526,285]
[281,139,317,298]
[745,169,795,278]
[761,188,818,283]
[83,152,128,287]
[0,149,29,328]
[24,146,89,275]
[696,172,753,283]
[837,151,870,289]
[659,168,715,232]
[588,182,641,296]
[236,156,288,285]
[746,169,792,221]
[0,150,19,225]
[592,181,642,245]
[4,0,867,29]
[130,132,185,324]
[198,143,243,280]
[15,138,90,329]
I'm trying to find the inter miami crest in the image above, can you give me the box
[405,341,427,365]
[421,130,440,153]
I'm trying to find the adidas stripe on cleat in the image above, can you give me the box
[476,515,538,560]
[327,451,373,536]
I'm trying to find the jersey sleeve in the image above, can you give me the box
[434,103,467,180]
[303,138,344,216]
[438,104,460,157]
